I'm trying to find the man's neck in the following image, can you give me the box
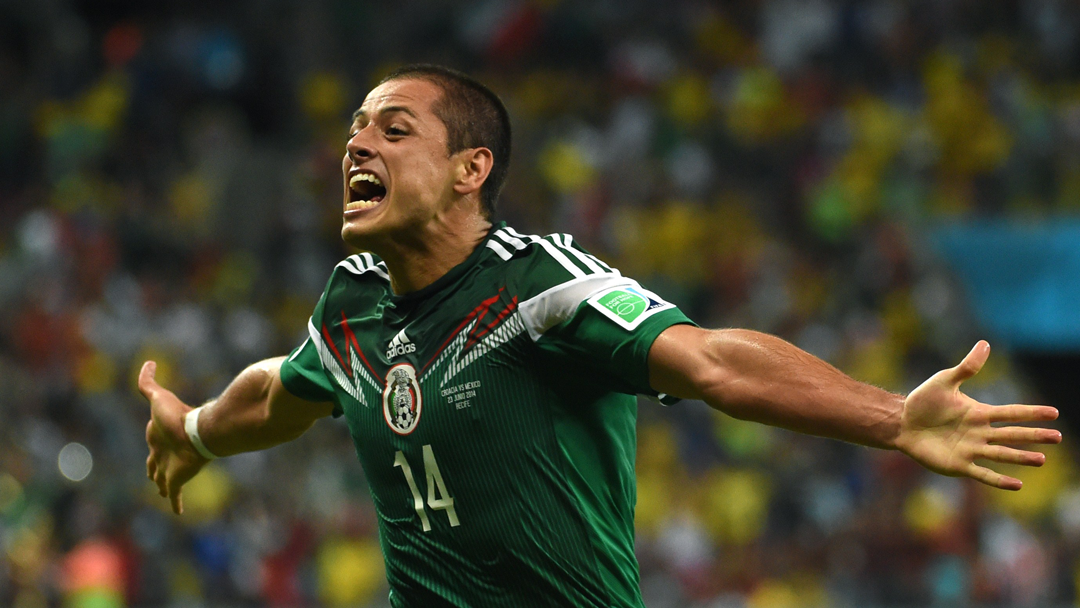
[374,214,492,295]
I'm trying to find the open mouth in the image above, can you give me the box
[346,173,387,212]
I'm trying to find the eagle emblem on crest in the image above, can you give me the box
[382,363,422,434]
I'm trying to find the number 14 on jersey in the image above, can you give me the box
[394,445,460,531]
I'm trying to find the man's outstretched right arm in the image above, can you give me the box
[138,357,335,515]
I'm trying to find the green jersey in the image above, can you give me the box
[280,223,692,608]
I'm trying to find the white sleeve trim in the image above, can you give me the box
[518,274,638,341]
[288,336,312,362]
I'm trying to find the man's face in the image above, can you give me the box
[340,78,459,248]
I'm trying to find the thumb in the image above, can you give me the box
[947,340,990,387]
[170,486,184,516]
[138,360,160,402]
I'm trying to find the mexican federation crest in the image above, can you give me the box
[382,363,422,435]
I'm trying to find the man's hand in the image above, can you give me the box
[138,361,209,514]
[895,341,1062,490]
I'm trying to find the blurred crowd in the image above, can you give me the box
[2,0,1080,606]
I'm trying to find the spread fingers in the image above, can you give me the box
[987,405,1059,423]
[988,426,1062,446]
[979,445,1047,467]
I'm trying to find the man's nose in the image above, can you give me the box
[346,131,375,162]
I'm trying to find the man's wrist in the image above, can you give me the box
[184,406,219,460]
[885,393,908,451]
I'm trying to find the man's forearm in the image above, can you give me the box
[196,357,325,457]
[698,329,903,449]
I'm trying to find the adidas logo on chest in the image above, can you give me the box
[386,327,417,360]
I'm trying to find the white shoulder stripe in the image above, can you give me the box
[361,252,390,280]
[494,229,528,251]
[535,237,585,278]
[334,253,389,280]
[561,234,615,272]
[502,226,619,277]
[486,239,513,260]
[502,226,533,243]
[551,234,611,275]
[518,274,638,340]
[499,226,587,278]
[336,256,362,275]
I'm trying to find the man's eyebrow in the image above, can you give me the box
[351,106,419,123]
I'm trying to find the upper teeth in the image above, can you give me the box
[350,173,383,191]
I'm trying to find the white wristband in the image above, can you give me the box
[184,406,219,460]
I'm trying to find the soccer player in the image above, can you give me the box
[139,65,1062,607]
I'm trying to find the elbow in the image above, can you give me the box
[694,363,739,413]
[262,409,316,444]
[692,332,754,418]
[689,341,738,407]
[651,326,744,407]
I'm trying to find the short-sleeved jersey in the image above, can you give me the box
[280,223,692,608]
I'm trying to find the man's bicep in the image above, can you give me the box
[269,366,336,423]
[647,324,717,402]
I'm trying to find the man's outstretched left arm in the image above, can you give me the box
[648,325,1061,490]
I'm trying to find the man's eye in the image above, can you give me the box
[386,126,407,136]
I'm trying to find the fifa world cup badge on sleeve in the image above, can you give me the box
[586,285,674,331]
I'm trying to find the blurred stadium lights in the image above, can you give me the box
[58,442,93,482]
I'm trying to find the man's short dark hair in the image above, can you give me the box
[379,64,511,218]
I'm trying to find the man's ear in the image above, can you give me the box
[453,147,494,196]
